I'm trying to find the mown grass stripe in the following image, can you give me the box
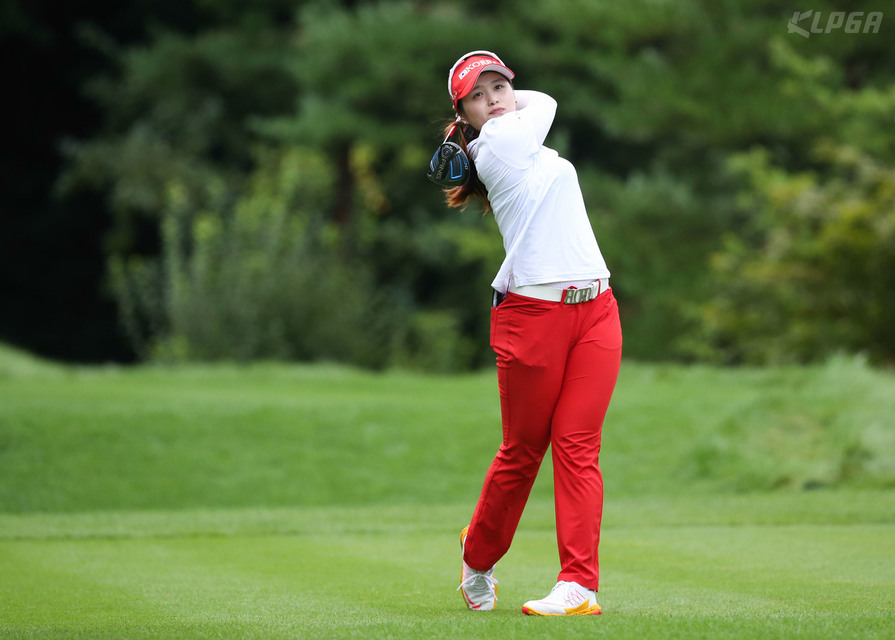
[2,508,892,639]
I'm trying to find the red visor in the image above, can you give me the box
[448,50,515,109]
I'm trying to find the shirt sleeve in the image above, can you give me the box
[478,90,557,168]
[512,90,557,144]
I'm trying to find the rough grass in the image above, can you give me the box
[1,348,893,513]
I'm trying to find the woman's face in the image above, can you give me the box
[458,71,515,132]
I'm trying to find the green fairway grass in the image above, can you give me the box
[1,344,894,638]
[2,495,893,639]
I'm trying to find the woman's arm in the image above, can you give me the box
[478,89,558,167]
[512,90,557,145]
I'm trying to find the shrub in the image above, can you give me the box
[111,147,399,368]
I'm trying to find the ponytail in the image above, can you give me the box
[442,118,491,213]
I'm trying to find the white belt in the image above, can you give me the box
[509,278,609,304]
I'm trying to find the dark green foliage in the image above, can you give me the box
[24,0,895,368]
[690,144,895,364]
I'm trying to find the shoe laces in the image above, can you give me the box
[457,570,499,597]
[548,581,588,605]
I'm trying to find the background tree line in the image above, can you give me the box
[4,0,894,371]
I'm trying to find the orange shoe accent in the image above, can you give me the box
[521,601,602,616]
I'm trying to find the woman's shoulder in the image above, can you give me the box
[480,91,556,141]
[473,121,537,171]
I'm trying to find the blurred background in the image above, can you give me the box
[3,0,894,372]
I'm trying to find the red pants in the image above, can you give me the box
[464,288,622,591]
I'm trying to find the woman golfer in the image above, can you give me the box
[442,51,623,616]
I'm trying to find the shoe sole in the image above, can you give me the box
[521,604,602,616]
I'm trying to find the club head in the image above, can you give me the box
[427,142,470,187]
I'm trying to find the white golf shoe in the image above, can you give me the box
[457,526,498,611]
[521,580,602,616]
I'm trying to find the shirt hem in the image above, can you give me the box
[492,270,612,293]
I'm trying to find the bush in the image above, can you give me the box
[686,144,895,365]
[111,147,401,368]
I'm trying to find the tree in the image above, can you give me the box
[690,143,895,364]
[40,0,895,368]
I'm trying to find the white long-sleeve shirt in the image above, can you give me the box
[468,90,610,294]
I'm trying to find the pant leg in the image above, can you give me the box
[464,294,569,571]
[551,291,622,591]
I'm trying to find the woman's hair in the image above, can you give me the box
[442,111,491,212]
